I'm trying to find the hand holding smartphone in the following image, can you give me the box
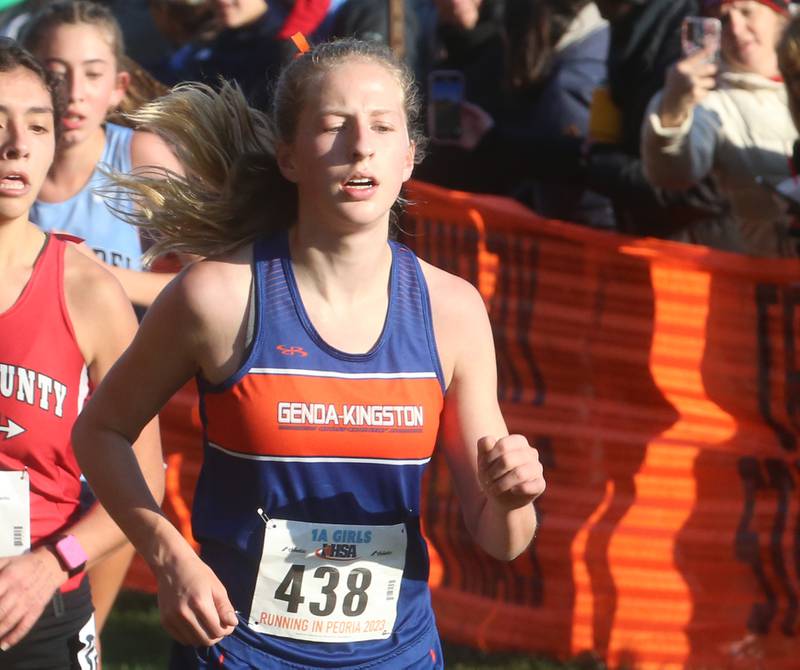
[681,16,722,63]
[427,70,465,144]
[659,16,721,128]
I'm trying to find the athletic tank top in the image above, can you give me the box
[196,233,446,668]
[0,234,89,592]
[31,123,142,270]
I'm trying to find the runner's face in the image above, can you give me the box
[278,59,416,233]
[34,23,127,149]
[0,67,55,224]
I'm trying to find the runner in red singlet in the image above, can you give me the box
[0,39,163,668]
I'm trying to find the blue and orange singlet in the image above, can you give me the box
[194,233,446,668]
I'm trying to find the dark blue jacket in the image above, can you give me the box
[163,5,292,108]
[496,26,614,227]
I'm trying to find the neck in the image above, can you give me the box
[760,56,781,79]
[729,57,780,79]
[49,126,106,184]
[0,219,45,269]
[288,218,392,304]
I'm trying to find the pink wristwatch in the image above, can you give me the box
[52,535,88,576]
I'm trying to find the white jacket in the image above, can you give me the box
[642,70,797,257]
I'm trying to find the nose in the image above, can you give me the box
[67,71,84,103]
[350,118,374,161]
[1,122,30,160]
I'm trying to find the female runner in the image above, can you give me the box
[0,40,163,667]
[22,2,183,629]
[73,38,546,669]
[22,0,183,307]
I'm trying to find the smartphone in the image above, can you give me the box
[681,16,722,63]
[427,70,465,144]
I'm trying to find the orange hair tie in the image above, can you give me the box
[290,32,311,56]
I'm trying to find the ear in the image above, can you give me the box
[401,140,416,183]
[108,70,130,110]
[277,142,299,183]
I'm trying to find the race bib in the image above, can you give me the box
[248,518,406,643]
[76,613,99,670]
[0,470,30,557]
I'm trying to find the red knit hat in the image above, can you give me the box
[703,0,791,16]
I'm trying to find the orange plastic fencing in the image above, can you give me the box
[126,180,800,669]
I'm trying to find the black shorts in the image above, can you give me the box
[0,576,98,669]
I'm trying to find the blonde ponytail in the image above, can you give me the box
[105,81,295,264]
[105,38,425,263]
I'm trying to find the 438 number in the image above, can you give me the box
[274,565,372,617]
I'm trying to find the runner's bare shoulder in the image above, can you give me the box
[62,241,132,320]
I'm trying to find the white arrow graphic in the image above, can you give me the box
[0,418,25,440]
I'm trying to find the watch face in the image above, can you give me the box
[55,535,88,571]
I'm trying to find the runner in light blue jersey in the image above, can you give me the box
[24,0,183,309]
[32,121,141,269]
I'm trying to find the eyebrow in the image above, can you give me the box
[319,109,400,117]
[44,57,110,67]
[0,105,54,115]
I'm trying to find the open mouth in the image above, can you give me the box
[344,176,377,190]
[62,112,85,129]
[0,173,28,192]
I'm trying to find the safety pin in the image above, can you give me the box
[256,508,270,525]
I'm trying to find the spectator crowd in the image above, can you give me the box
[2,0,799,257]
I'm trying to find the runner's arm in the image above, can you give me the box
[71,257,247,646]
[431,271,545,560]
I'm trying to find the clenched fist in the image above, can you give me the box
[477,434,546,510]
